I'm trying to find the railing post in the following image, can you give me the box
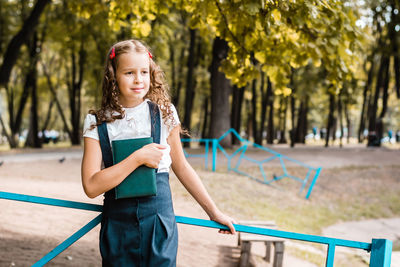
[205,140,209,170]
[369,239,392,267]
[305,167,322,199]
[212,139,218,172]
[325,242,336,267]
[32,214,102,267]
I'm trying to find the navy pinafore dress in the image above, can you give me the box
[97,101,178,267]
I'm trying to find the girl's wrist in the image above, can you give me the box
[132,150,143,165]
[207,207,221,221]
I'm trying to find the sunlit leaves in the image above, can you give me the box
[71,0,367,93]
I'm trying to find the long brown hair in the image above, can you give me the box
[89,39,177,130]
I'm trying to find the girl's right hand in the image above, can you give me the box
[137,143,166,168]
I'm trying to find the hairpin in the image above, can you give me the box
[147,49,153,59]
[109,47,115,60]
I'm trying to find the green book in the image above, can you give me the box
[112,137,157,199]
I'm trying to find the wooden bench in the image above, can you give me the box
[238,221,285,267]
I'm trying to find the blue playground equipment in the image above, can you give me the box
[182,128,322,199]
[0,191,392,267]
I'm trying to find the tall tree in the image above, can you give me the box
[0,0,50,87]
[325,90,336,147]
[183,29,197,144]
[209,37,231,146]
[24,31,43,148]
[266,78,274,144]
[230,85,245,145]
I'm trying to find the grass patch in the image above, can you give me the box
[286,246,326,266]
[171,164,400,236]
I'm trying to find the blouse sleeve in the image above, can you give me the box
[171,104,180,126]
[161,103,181,134]
[82,114,99,140]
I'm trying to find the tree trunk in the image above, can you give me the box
[296,98,308,144]
[390,3,400,98]
[277,96,283,143]
[0,112,13,147]
[209,37,232,147]
[266,78,274,144]
[332,117,337,142]
[368,55,389,147]
[42,61,72,141]
[278,96,288,144]
[231,85,245,145]
[377,57,390,141]
[201,96,209,139]
[183,29,197,146]
[344,101,351,144]
[245,99,252,140]
[68,37,86,145]
[42,99,54,132]
[24,32,41,148]
[169,40,177,99]
[325,92,335,147]
[379,59,390,119]
[338,91,344,147]
[0,0,50,86]
[290,93,296,147]
[172,47,185,107]
[251,78,260,144]
[358,58,374,143]
[295,100,305,143]
[4,84,17,147]
[394,55,400,99]
[259,72,267,145]
[302,97,308,144]
[25,80,41,147]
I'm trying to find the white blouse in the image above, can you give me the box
[83,99,180,173]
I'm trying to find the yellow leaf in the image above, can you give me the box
[245,57,251,67]
[289,60,300,68]
[254,52,266,63]
[283,87,292,96]
[147,13,156,20]
[313,59,321,67]
[272,9,281,22]
[256,20,263,31]
[139,22,152,37]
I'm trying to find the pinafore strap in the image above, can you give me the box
[97,101,161,169]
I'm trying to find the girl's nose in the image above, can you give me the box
[134,74,143,83]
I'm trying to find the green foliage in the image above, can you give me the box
[0,0,383,144]
[99,0,366,94]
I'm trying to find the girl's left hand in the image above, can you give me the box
[210,211,237,235]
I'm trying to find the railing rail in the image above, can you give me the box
[0,191,392,267]
[182,128,322,199]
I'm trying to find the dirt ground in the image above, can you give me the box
[0,144,399,266]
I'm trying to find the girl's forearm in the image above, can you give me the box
[83,151,142,198]
[173,162,220,219]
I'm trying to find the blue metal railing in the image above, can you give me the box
[181,138,213,170]
[182,128,322,199]
[0,191,392,267]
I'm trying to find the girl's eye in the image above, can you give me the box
[126,72,133,75]
[142,70,149,74]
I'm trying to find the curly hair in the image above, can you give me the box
[89,39,178,131]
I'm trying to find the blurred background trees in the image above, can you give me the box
[0,0,399,149]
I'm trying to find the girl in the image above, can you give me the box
[81,39,236,266]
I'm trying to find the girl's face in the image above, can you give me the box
[116,51,150,108]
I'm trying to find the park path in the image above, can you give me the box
[323,218,400,267]
[1,145,399,266]
[0,148,317,267]
[2,144,400,169]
